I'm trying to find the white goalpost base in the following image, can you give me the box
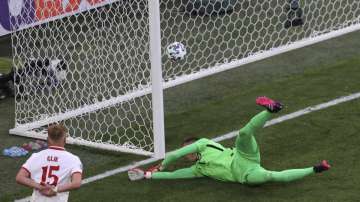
[9,127,153,156]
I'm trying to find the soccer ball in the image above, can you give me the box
[166,42,186,61]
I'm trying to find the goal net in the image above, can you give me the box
[9,0,360,157]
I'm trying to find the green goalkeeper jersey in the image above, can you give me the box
[191,138,236,181]
[154,111,317,184]
[161,138,241,182]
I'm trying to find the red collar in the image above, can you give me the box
[48,146,65,151]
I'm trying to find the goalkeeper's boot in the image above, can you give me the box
[313,160,331,173]
[128,168,145,181]
[256,96,283,113]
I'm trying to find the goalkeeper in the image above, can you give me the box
[128,97,331,184]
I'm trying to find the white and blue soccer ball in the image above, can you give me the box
[166,42,187,61]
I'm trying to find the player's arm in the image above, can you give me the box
[128,166,203,181]
[15,168,45,191]
[55,157,83,193]
[151,166,203,180]
[161,140,205,169]
[16,154,48,191]
[56,172,82,193]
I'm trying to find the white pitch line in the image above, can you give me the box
[83,158,159,184]
[212,92,360,142]
[15,92,360,202]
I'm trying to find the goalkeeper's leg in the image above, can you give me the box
[235,110,271,158]
[247,167,314,184]
[246,160,331,184]
[236,97,283,157]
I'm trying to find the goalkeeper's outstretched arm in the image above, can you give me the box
[128,138,205,181]
[151,167,203,179]
[160,141,200,169]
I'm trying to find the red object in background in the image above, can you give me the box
[35,0,63,20]
[35,0,106,20]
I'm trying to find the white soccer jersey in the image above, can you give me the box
[22,146,82,202]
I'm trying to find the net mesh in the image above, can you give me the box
[160,0,360,81]
[12,0,154,152]
[11,0,360,154]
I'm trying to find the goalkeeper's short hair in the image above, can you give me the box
[183,137,200,145]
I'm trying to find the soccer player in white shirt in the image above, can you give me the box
[15,124,83,202]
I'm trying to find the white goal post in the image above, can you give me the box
[9,0,360,157]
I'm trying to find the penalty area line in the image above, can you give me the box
[15,92,360,202]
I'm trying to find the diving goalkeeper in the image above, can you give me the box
[128,96,331,184]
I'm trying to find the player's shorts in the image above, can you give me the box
[231,149,262,183]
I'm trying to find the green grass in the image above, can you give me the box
[1,28,360,202]
[0,57,11,73]
[68,54,360,202]
[0,36,11,58]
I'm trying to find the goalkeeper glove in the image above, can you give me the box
[128,168,147,181]
[128,164,164,181]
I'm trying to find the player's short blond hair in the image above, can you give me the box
[48,124,67,142]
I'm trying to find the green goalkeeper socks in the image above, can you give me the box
[246,167,314,184]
